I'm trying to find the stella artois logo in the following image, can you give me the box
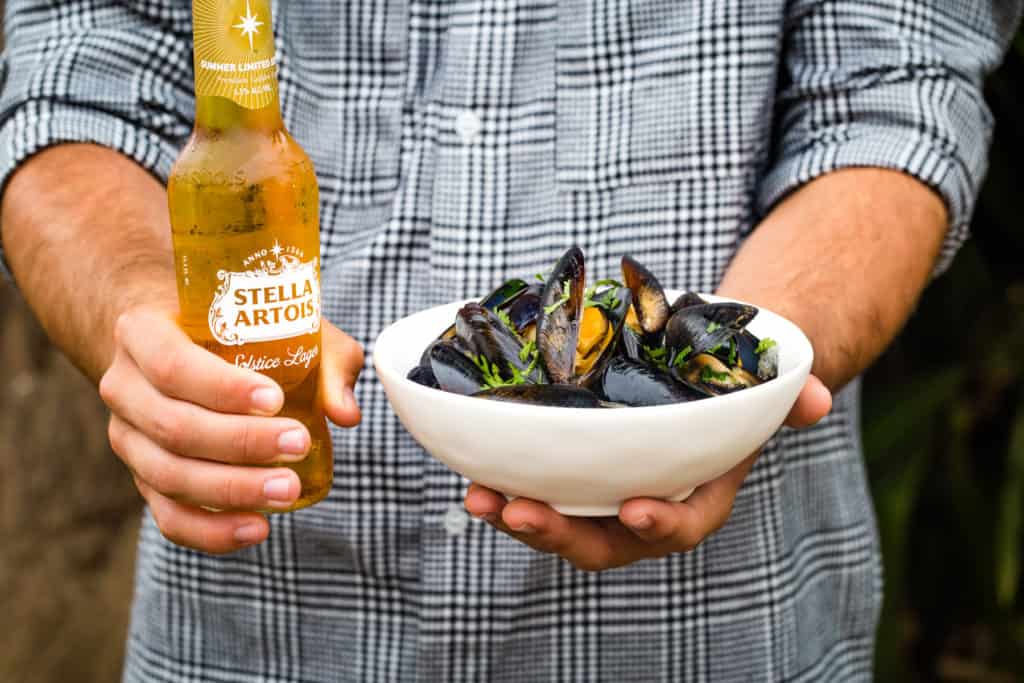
[209,241,321,346]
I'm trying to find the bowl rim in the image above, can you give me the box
[372,292,814,418]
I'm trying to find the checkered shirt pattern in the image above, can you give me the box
[1,1,1019,681]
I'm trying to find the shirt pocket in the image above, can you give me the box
[555,0,774,192]
[277,0,407,208]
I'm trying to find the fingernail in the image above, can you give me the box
[263,476,297,503]
[514,523,536,534]
[234,524,264,546]
[629,515,653,531]
[251,387,282,414]
[277,429,309,455]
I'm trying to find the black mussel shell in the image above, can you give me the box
[619,324,643,361]
[670,291,708,313]
[576,303,628,390]
[672,352,760,397]
[709,331,779,382]
[474,384,605,409]
[429,341,487,395]
[455,302,545,383]
[482,278,529,310]
[664,302,758,357]
[407,364,439,389]
[622,255,671,337]
[600,356,703,406]
[504,283,543,334]
[437,278,530,341]
[537,246,586,384]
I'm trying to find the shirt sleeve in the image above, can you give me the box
[757,0,1022,276]
[0,1,195,282]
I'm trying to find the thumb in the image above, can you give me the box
[784,374,832,429]
[320,319,364,428]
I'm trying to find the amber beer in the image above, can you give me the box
[168,0,331,511]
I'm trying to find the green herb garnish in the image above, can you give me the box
[518,339,537,364]
[643,344,669,371]
[543,280,572,315]
[672,345,693,367]
[495,308,517,334]
[727,337,738,366]
[475,352,540,389]
[754,337,777,355]
[706,321,722,333]
[700,365,732,384]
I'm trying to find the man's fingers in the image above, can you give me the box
[135,477,271,554]
[620,452,759,547]
[114,306,285,416]
[110,415,302,511]
[464,483,508,521]
[785,374,832,428]
[321,319,364,428]
[102,355,310,464]
[499,498,648,572]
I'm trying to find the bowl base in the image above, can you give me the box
[508,487,696,518]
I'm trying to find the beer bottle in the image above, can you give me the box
[168,0,331,511]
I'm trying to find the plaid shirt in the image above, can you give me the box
[1,1,1018,681]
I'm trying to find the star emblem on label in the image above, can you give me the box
[232,0,264,51]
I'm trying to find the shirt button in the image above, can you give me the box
[455,110,482,145]
[444,505,470,536]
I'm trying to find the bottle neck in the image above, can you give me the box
[192,0,282,134]
[195,95,283,134]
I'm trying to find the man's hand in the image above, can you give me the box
[99,303,363,554]
[464,376,831,572]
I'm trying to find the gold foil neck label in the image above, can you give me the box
[193,0,279,110]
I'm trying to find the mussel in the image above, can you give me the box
[406,364,439,389]
[536,247,586,384]
[456,302,546,384]
[429,341,488,395]
[438,277,531,341]
[474,384,606,409]
[622,255,671,339]
[600,356,702,406]
[673,352,760,396]
[664,302,758,358]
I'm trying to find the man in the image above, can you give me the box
[1,0,1018,680]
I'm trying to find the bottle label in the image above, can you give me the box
[193,0,279,110]
[208,242,321,346]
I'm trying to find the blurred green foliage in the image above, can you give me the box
[865,35,1024,682]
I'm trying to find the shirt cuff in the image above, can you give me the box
[757,126,980,278]
[0,102,181,284]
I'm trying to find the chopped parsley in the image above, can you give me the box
[495,308,517,334]
[727,337,738,366]
[518,339,537,364]
[755,337,777,355]
[671,345,693,368]
[583,279,624,311]
[543,280,573,315]
[700,365,732,384]
[706,321,722,333]
[474,351,540,389]
[643,344,669,371]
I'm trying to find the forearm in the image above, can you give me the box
[1,144,178,381]
[719,168,948,391]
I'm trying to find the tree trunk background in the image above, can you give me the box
[0,4,143,682]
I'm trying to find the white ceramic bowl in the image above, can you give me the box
[373,293,813,516]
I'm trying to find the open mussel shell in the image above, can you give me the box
[600,356,703,406]
[536,246,585,384]
[576,298,629,389]
[665,302,758,357]
[505,282,543,336]
[456,302,546,383]
[429,341,487,396]
[622,255,671,337]
[706,330,779,382]
[437,278,530,341]
[474,384,605,409]
[673,352,760,397]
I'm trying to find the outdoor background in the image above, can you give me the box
[1,7,1023,682]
